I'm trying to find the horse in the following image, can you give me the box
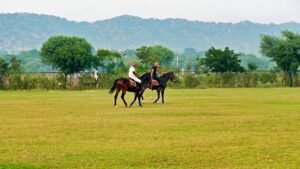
[109,73,151,107]
[141,72,176,104]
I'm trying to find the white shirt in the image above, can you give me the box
[93,70,98,81]
[128,66,136,78]
[128,66,141,83]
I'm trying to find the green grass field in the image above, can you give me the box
[0,89,300,169]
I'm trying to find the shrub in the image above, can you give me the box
[184,74,200,88]
[259,71,277,86]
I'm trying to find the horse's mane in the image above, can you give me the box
[162,72,173,77]
[140,72,150,82]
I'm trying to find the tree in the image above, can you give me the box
[95,49,125,74]
[40,36,94,84]
[247,63,258,72]
[260,31,300,87]
[151,46,175,66]
[0,58,9,87]
[135,45,175,71]
[8,56,22,74]
[198,47,245,73]
[194,57,208,74]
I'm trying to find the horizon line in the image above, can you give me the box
[1,12,300,25]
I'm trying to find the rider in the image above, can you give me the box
[150,62,162,85]
[128,63,141,88]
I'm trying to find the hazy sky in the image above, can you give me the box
[1,0,300,23]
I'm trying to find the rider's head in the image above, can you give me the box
[154,62,160,67]
[132,63,138,68]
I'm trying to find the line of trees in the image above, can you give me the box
[0,30,299,89]
[40,36,177,85]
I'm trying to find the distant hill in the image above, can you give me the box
[1,13,300,53]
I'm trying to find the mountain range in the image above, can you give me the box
[1,13,300,54]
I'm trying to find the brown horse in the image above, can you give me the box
[109,73,151,107]
[141,72,176,104]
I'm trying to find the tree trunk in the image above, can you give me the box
[286,71,293,87]
[289,71,293,87]
[64,73,68,89]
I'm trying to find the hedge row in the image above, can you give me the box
[0,71,299,90]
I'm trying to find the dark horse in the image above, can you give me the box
[109,73,151,107]
[142,72,176,104]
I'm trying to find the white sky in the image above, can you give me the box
[1,0,300,23]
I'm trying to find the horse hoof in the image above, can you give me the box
[115,106,118,108]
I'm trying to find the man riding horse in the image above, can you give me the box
[109,62,151,107]
[151,62,162,87]
[139,61,176,104]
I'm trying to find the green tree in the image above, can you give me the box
[260,31,300,87]
[8,56,22,74]
[135,45,175,71]
[194,57,208,74]
[95,49,125,74]
[199,47,244,73]
[247,62,258,72]
[0,58,9,87]
[40,36,94,84]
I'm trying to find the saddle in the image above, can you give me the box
[151,80,159,86]
[129,79,137,87]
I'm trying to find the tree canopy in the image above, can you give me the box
[40,36,94,77]
[0,57,22,87]
[260,30,300,86]
[198,47,244,73]
[0,58,9,77]
[135,45,175,71]
[8,56,22,74]
[95,49,126,74]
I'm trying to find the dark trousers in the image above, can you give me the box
[153,76,162,84]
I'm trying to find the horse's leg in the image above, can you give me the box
[153,90,160,104]
[114,89,120,107]
[130,92,138,107]
[121,90,128,107]
[138,95,143,107]
[139,91,145,104]
[162,89,165,104]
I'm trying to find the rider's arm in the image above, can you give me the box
[151,69,154,79]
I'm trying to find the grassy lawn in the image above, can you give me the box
[0,88,299,169]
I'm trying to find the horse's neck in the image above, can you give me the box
[141,73,150,83]
[162,74,171,83]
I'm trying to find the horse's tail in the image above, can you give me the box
[109,80,118,94]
